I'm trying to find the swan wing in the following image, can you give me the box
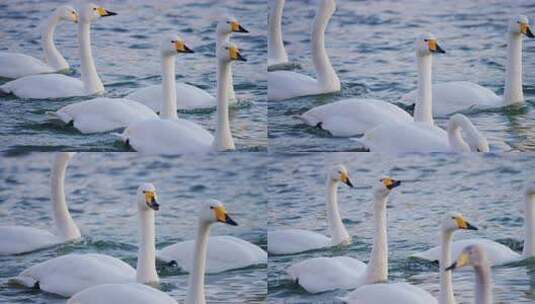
[0,52,55,79]
[287,256,367,293]
[267,229,331,255]
[67,283,177,304]
[0,226,61,255]
[339,282,437,304]
[268,71,320,101]
[1,74,85,99]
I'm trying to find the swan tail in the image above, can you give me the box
[46,110,71,124]
[294,112,321,127]
[0,85,10,96]
[9,275,38,288]
[112,130,129,143]
[349,137,369,151]
[336,296,349,303]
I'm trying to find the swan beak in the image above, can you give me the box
[382,177,401,190]
[231,21,249,33]
[445,251,470,271]
[230,46,247,62]
[428,39,446,54]
[521,23,534,38]
[97,7,117,17]
[456,217,478,230]
[144,191,159,211]
[214,206,238,226]
[176,41,194,54]
[340,173,354,188]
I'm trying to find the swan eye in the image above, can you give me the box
[171,40,175,43]
[93,8,97,11]
[451,216,456,220]
[424,39,428,42]
[142,191,147,193]
[210,206,214,209]
[225,47,229,50]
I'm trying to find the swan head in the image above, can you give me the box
[374,177,401,198]
[218,41,247,63]
[55,5,78,23]
[137,183,159,212]
[199,199,238,226]
[416,32,446,57]
[509,15,534,38]
[160,34,194,57]
[446,244,488,271]
[78,3,116,23]
[442,213,478,233]
[217,17,249,36]
[328,165,354,188]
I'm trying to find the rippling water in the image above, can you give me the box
[268,152,535,303]
[269,0,535,152]
[0,153,267,303]
[0,0,266,153]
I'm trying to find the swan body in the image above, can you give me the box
[67,283,177,304]
[49,98,157,134]
[268,0,340,101]
[0,153,80,255]
[0,6,78,79]
[339,282,438,304]
[268,0,288,67]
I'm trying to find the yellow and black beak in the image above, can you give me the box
[229,46,247,62]
[176,41,194,54]
[445,251,470,271]
[521,23,534,38]
[428,39,446,54]
[340,172,354,188]
[231,21,249,33]
[382,177,401,190]
[456,216,478,231]
[144,191,159,211]
[214,206,238,226]
[97,7,117,17]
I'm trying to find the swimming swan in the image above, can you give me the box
[268,0,340,101]
[11,183,160,297]
[268,0,288,67]
[402,15,534,115]
[286,178,400,293]
[0,3,116,99]
[67,283,177,304]
[0,152,80,255]
[118,36,246,154]
[413,182,535,266]
[298,33,446,136]
[0,6,78,79]
[126,17,248,111]
[267,165,354,255]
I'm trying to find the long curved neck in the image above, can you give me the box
[217,33,236,101]
[503,33,524,105]
[364,194,388,284]
[474,263,493,304]
[439,230,456,304]
[160,55,178,120]
[447,118,470,152]
[523,194,535,256]
[268,0,287,63]
[186,220,211,304]
[326,180,349,245]
[311,9,339,91]
[51,155,80,241]
[213,59,235,151]
[42,15,68,71]
[414,54,434,126]
[136,209,158,283]
[78,20,104,95]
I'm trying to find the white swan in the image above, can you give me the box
[0,152,80,255]
[11,183,160,297]
[445,245,493,304]
[0,6,78,79]
[402,16,534,115]
[298,33,446,136]
[268,165,354,255]
[413,182,535,266]
[268,0,288,67]
[0,3,116,99]
[185,200,239,304]
[67,283,177,304]
[286,177,400,293]
[118,35,246,154]
[268,0,340,101]
[126,17,248,111]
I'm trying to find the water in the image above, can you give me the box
[0,0,267,153]
[268,152,535,303]
[0,152,267,303]
[269,0,535,152]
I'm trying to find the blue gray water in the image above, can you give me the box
[269,0,535,152]
[0,0,266,153]
[268,152,535,303]
[0,153,267,303]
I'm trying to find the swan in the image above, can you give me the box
[413,182,535,266]
[117,35,247,154]
[0,6,78,79]
[267,165,354,255]
[268,0,340,101]
[0,152,80,255]
[286,177,400,294]
[126,17,248,111]
[185,200,239,304]
[298,33,446,136]
[10,183,161,297]
[359,113,490,153]
[0,3,116,99]
[402,16,534,115]
[445,245,493,304]
[67,283,177,304]
[268,0,288,67]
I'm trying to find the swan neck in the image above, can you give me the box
[474,263,493,304]
[51,155,80,241]
[439,230,456,304]
[326,180,349,245]
[160,55,178,120]
[414,54,434,126]
[136,209,158,283]
[268,0,288,63]
[364,195,388,284]
[186,220,211,304]
[447,117,470,152]
[78,21,104,95]
[311,9,339,91]
[504,34,524,105]
[213,59,235,151]
[523,194,535,256]
[41,15,68,71]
